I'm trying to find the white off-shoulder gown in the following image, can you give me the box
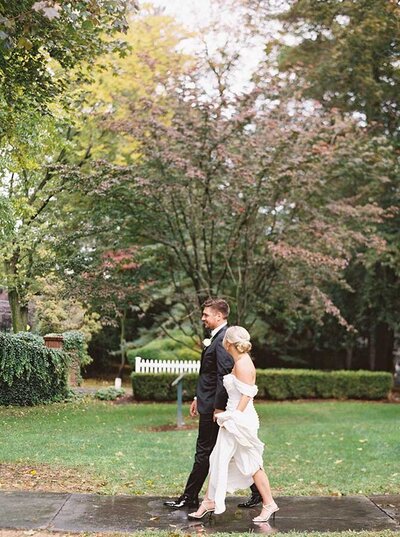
[208,373,264,514]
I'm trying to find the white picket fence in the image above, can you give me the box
[134,356,200,374]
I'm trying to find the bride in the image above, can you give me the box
[188,326,279,524]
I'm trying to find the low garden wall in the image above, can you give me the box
[132,368,393,401]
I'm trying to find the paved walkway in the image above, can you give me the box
[0,491,399,534]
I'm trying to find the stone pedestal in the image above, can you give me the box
[43,334,64,349]
[43,333,82,388]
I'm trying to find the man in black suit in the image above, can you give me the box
[164,298,261,509]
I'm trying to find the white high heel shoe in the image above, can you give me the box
[188,500,215,520]
[253,502,279,523]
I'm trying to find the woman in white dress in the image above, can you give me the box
[188,326,279,524]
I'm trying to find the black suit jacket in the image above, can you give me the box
[196,325,234,414]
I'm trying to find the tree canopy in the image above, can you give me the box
[0,1,398,372]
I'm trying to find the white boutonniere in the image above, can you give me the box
[202,338,212,348]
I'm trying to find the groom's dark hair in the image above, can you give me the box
[202,298,230,319]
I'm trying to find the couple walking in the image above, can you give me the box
[164,298,278,523]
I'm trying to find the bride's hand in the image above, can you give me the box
[213,409,223,422]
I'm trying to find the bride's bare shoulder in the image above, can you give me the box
[235,356,256,385]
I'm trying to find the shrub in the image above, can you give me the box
[63,330,91,367]
[0,332,69,406]
[131,373,198,401]
[256,369,392,400]
[132,369,392,401]
[95,387,126,401]
[14,332,44,345]
[127,333,200,364]
[62,330,90,385]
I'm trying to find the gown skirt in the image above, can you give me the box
[207,373,265,514]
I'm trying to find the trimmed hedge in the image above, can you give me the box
[132,373,198,401]
[131,368,393,401]
[0,332,69,406]
[257,369,392,400]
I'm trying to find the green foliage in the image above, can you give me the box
[0,0,134,116]
[63,330,91,367]
[247,0,400,369]
[0,195,15,246]
[0,332,69,406]
[14,331,44,345]
[131,373,198,401]
[127,333,200,364]
[101,39,398,351]
[256,369,392,400]
[131,369,392,402]
[277,0,400,132]
[94,386,126,401]
[32,275,102,342]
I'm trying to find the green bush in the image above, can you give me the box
[132,369,392,401]
[131,372,198,401]
[62,330,89,386]
[14,332,44,345]
[256,369,392,400]
[63,330,91,367]
[95,387,126,401]
[0,332,69,406]
[127,333,200,364]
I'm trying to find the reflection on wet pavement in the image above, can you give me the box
[0,492,398,533]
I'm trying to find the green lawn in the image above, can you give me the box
[0,399,398,496]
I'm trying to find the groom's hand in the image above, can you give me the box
[190,399,198,417]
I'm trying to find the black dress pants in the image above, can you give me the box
[183,412,219,500]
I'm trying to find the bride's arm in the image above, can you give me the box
[235,360,256,412]
[236,394,252,412]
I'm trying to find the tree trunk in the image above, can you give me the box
[117,308,127,380]
[8,289,28,333]
[375,322,394,371]
[345,346,353,370]
[369,327,376,371]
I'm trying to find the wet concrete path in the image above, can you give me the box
[0,492,399,534]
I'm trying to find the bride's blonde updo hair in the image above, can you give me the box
[224,326,252,354]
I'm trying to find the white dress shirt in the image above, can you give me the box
[211,321,227,339]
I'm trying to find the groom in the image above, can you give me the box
[164,297,261,509]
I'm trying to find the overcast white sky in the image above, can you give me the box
[147,0,215,29]
[147,0,267,92]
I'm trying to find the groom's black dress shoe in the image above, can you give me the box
[164,495,199,509]
[237,493,263,508]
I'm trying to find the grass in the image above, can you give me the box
[80,378,133,389]
[0,399,398,496]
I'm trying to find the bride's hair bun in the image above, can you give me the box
[235,340,252,354]
[225,326,252,354]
